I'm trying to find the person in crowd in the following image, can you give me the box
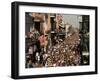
[27,60,34,68]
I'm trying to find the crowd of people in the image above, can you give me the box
[44,26,81,67]
[25,25,82,68]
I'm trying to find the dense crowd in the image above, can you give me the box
[25,26,81,68]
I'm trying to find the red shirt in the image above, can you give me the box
[38,35,44,44]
